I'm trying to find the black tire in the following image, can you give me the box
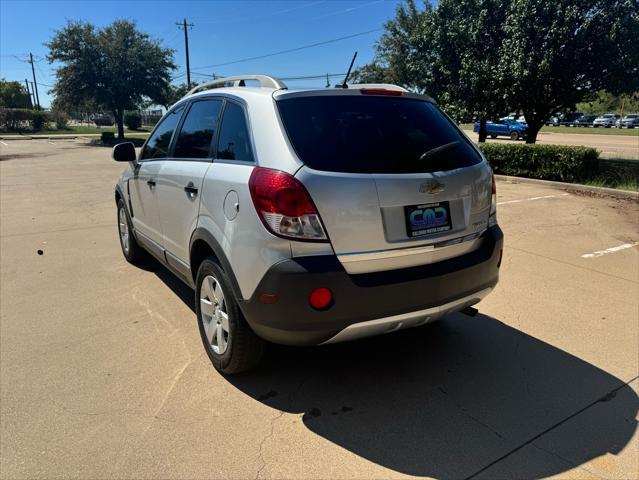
[117,198,147,264]
[490,135,497,139]
[195,258,264,374]
[509,131,519,141]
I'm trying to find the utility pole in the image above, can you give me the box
[24,79,33,108]
[28,53,40,109]
[30,81,37,107]
[176,19,194,89]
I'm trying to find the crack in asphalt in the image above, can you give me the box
[255,410,285,480]
[508,245,638,284]
[530,442,605,480]
[438,386,504,440]
[464,376,639,479]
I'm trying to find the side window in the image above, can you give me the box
[140,106,184,160]
[217,102,255,162]
[173,99,223,159]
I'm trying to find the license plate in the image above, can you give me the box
[404,201,452,237]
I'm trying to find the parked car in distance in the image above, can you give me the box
[617,114,639,128]
[573,114,597,127]
[94,116,114,127]
[593,114,620,128]
[560,112,583,126]
[473,118,528,140]
[546,115,560,126]
[113,75,503,374]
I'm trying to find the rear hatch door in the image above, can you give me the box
[277,92,492,273]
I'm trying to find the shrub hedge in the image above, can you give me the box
[52,110,69,129]
[0,108,54,131]
[124,112,142,130]
[478,143,600,182]
[0,108,33,130]
[31,111,51,130]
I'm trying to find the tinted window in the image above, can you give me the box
[217,103,254,162]
[277,96,482,173]
[140,106,184,160]
[174,100,223,159]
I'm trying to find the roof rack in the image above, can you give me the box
[185,75,287,97]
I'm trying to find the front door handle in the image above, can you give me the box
[146,179,156,188]
[184,182,198,198]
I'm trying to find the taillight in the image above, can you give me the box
[489,173,497,226]
[248,167,328,241]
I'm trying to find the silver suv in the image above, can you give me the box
[113,75,503,373]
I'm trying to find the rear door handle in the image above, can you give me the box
[146,179,156,187]
[184,182,198,197]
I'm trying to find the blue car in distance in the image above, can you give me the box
[473,118,528,140]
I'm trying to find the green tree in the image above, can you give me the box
[431,0,511,141]
[47,20,175,139]
[0,79,31,108]
[498,0,639,143]
[353,1,435,92]
[160,82,194,109]
[353,0,511,142]
[577,90,639,116]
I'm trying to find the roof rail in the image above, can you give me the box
[346,83,408,92]
[185,75,287,97]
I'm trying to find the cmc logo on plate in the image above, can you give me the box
[409,205,448,227]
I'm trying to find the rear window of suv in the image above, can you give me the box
[277,95,482,173]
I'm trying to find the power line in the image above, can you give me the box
[193,28,381,69]
[306,0,386,22]
[195,0,326,25]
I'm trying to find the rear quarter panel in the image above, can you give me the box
[198,162,292,300]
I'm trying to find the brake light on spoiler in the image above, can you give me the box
[359,88,404,96]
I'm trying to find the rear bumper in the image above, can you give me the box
[239,225,503,346]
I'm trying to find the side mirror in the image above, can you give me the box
[112,142,137,162]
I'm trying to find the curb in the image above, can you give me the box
[495,174,638,201]
[0,133,149,141]
[0,134,101,140]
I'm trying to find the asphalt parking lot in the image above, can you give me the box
[1,138,637,479]
[464,131,639,159]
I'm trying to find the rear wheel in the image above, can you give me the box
[117,198,147,264]
[196,259,264,374]
[509,131,519,141]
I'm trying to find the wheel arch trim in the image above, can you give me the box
[189,228,244,301]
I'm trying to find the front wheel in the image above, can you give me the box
[509,131,520,141]
[196,259,264,374]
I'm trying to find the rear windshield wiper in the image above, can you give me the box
[419,141,460,162]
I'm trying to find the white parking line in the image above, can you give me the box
[497,193,569,206]
[581,242,639,258]
[47,141,56,145]
[0,141,8,146]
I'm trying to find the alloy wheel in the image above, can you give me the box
[200,274,230,354]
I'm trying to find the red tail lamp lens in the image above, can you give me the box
[309,288,333,310]
[248,167,327,241]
